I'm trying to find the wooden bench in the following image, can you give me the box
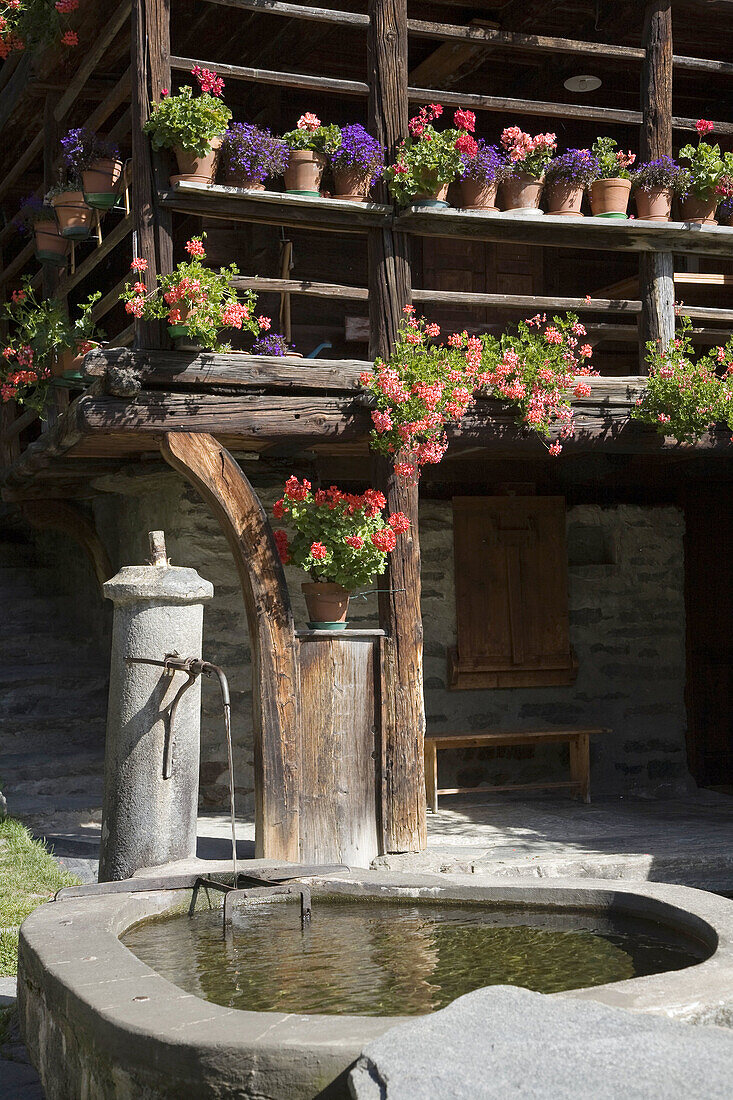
[424,727,610,812]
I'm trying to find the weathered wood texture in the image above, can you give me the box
[639,2,675,358]
[20,500,113,589]
[297,633,381,865]
[53,0,131,123]
[160,432,300,861]
[368,0,426,855]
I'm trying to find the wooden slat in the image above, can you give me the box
[0,131,43,204]
[85,67,132,133]
[199,0,733,74]
[55,214,133,298]
[54,1,132,122]
[437,781,580,795]
[0,240,35,286]
[427,727,608,749]
[90,274,131,323]
[170,54,369,97]
[0,406,39,445]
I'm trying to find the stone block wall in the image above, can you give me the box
[91,472,692,810]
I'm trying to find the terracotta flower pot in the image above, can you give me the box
[545,180,585,216]
[33,221,68,266]
[52,340,97,379]
[680,194,718,225]
[589,177,631,216]
[81,157,124,209]
[283,150,326,195]
[458,179,499,210]
[634,186,673,222]
[167,306,194,339]
[171,137,222,186]
[413,179,450,207]
[301,581,350,624]
[225,165,266,190]
[50,191,93,240]
[500,173,544,212]
[332,166,373,201]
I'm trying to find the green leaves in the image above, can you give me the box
[678,140,733,199]
[144,86,232,156]
[384,127,464,205]
[282,124,341,155]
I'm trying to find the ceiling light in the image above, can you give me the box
[564,74,602,93]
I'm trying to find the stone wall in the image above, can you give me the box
[90,472,693,811]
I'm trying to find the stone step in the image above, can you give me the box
[0,748,104,785]
[8,792,104,819]
[0,663,108,687]
[3,773,105,802]
[0,636,106,663]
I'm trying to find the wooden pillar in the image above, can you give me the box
[368,0,427,853]
[131,0,173,349]
[161,432,300,862]
[639,1,675,365]
[42,94,61,301]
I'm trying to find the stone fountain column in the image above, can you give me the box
[98,532,213,882]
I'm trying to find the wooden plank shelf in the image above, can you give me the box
[396,207,733,257]
[158,180,392,233]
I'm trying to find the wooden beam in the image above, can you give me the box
[85,67,132,133]
[639,2,675,364]
[368,0,426,856]
[409,18,499,90]
[0,240,35,287]
[0,132,43,204]
[0,52,33,136]
[54,1,132,122]
[55,214,133,299]
[170,54,368,96]
[160,432,300,862]
[21,500,113,589]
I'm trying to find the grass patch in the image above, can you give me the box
[0,817,79,977]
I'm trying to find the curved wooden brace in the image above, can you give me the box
[161,431,300,862]
[21,500,113,590]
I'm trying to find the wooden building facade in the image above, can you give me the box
[1,0,732,861]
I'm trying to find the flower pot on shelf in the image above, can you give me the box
[170,137,222,186]
[82,157,124,210]
[33,222,68,266]
[545,181,585,217]
[225,169,266,191]
[589,177,631,217]
[500,173,544,213]
[50,191,93,240]
[634,186,673,222]
[679,194,718,225]
[458,179,499,211]
[412,179,450,208]
[332,167,372,201]
[301,581,350,626]
[52,340,98,380]
[283,150,326,196]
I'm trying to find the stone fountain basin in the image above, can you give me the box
[17,869,733,1100]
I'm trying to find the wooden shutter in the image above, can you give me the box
[449,496,577,689]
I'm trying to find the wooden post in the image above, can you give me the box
[131,0,173,349]
[161,432,300,862]
[368,0,427,853]
[639,1,675,367]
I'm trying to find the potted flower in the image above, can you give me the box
[16,194,68,267]
[633,316,733,442]
[329,123,385,201]
[457,139,510,210]
[677,120,733,224]
[281,113,341,195]
[384,104,475,207]
[46,179,93,240]
[144,66,232,186]
[544,148,599,216]
[272,478,407,626]
[718,194,733,227]
[631,155,683,221]
[220,122,288,190]
[54,292,104,379]
[121,236,270,351]
[588,137,636,217]
[60,127,123,210]
[499,127,556,212]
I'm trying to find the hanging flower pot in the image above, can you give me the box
[33,221,68,266]
[332,167,373,201]
[634,186,673,221]
[283,149,326,195]
[171,136,222,186]
[458,179,499,210]
[301,581,350,626]
[82,157,124,210]
[50,191,94,240]
[589,177,632,217]
[680,194,718,225]
[501,173,544,213]
[545,181,585,216]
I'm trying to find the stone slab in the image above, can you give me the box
[349,985,733,1100]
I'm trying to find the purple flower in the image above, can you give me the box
[459,140,510,184]
[222,123,288,182]
[60,128,120,175]
[14,194,53,235]
[330,124,385,182]
[545,148,599,186]
[252,331,291,356]
[632,155,683,191]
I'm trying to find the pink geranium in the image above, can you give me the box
[297,113,321,132]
